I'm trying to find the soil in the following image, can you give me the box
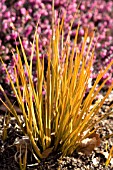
[0,90,113,170]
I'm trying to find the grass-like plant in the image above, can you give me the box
[0,18,113,164]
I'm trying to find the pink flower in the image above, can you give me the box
[20,8,26,15]
[4,11,11,18]
[11,31,18,39]
[24,25,33,37]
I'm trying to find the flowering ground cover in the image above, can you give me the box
[0,0,113,169]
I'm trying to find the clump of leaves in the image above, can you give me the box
[0,20,113,163]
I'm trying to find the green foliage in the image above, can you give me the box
[0,21,113,163]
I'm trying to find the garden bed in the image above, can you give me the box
[0,90,113,170]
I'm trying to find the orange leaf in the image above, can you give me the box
[42,147,54,158]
